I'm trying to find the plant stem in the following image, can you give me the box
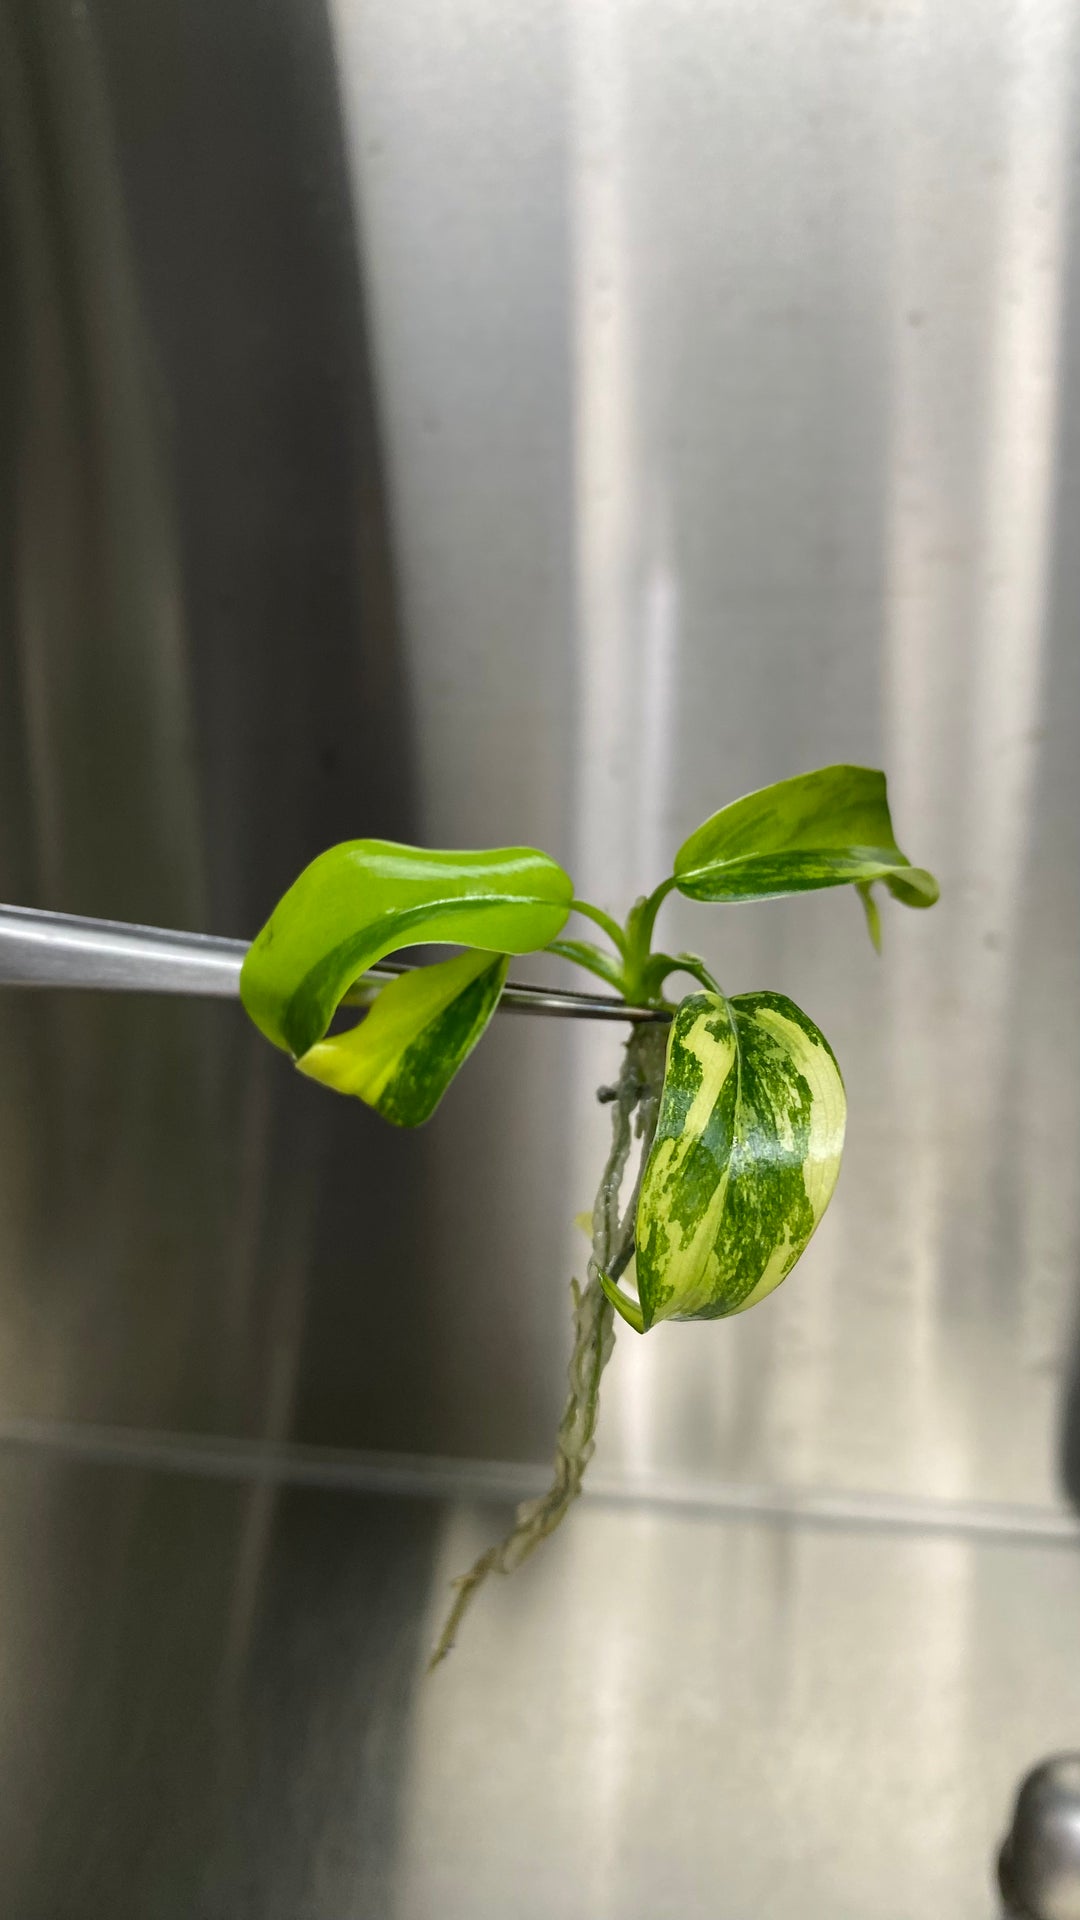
[545,937,625,992]
[428,1019,668,1669]
[646,951,724,998]
[570,897,628,956]
[622,878,677,1002]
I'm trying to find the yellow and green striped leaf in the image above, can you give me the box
[673,764,939,909]
[604,990,845,1331]
[240,840,572,1058]
[296,949,508,1127]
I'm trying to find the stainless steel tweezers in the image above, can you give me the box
[0,904,670,1025]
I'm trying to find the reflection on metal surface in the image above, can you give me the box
[329,0,1080,1506]
[0,0,1080,1772]
[5,9,1080,1908]
[4,1412,1080,1546]
[0,0,432,1457]
[878,0,1077,1514]
[1000,1755,1080,1920]
[0,904,247,997]
[3,1450,1074,1918]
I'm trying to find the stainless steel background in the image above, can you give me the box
[2,0,1080,1913]
[0,1452,1078,1920]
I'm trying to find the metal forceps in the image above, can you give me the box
[0,905,672,1025]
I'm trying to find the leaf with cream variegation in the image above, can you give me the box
[296,949,508,1127]
[601,990,846,1331]
[673,764,938,908]
[236,760,937,1666]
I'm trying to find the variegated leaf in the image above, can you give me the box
[673,764,939,908]
[604,990,845,1331]
[296,949,508,1127]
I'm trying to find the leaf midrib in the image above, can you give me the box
[282,890,556,1055]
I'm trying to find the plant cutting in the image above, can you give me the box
[240,763,938,1664]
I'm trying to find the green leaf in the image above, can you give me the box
[856,880,883,954]
[643,952,723,998]
[598,1256,646,1331]
[621,989,845,1330]
[673,764,939,908]
[240,840,573,1057]
[296,949,508,1126]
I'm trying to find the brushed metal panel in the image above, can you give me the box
[0,0,441,1448]
[331,0,1080,1506]
[0,0,1079,1519]
[0,1449,1075,1918]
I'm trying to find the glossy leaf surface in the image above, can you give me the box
[605,990,845,1331]
[673,764,939,906]
[240,840,572,1057]
[296,949,508,1126]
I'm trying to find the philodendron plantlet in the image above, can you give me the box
[240,764,938,1663]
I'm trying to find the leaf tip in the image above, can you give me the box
[856,880,883,954]
[597,1267,647,1334]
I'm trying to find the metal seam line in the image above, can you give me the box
[0,1417,1076,1548]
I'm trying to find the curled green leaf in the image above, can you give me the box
[673,764,939,908]
[610,989,846,1331]
[856,880,883,954]
[240,840,573,1057]
[597,1258,645,1332]
[297,949,508,1127]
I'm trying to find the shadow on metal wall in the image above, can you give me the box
[0,0,449,1546]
